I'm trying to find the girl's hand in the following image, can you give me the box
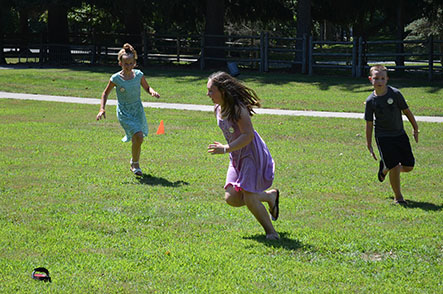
[151,91,160,98]
[208,141,228,155]
[96,109,106,120]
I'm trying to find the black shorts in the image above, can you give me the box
[376,133,415,169]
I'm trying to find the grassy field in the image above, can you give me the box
[0,94,442,292]
[0,66,442,116]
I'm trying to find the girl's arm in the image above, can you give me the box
[208,106,255,155]
[96,80,115,120]
[402,108,419,143]
[141,76,160,98]
[365,120,377,160]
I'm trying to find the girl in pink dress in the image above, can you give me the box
[207,72,280,240]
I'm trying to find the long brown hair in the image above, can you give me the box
[208,71,261,122]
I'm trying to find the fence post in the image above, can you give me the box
[39,32,44,65]
[357,37,363,78]
[260,32,264,73]
[308,36,313,75]
[0,36,3,64]
[428,35,434,81]
[302,34,307,74]
[200,33,205,70]
[352,38,357,77]
[90,32,96,64]
[177,37,181,63]
[264,32,269,72]
[143,31,148,67]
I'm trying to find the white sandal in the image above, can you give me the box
[130,159,143,176]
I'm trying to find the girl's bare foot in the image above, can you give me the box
[266,232,280,240]
[394,197,407,205]
[268,189,280,221]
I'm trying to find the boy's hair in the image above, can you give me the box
[369,64,387,76]
[118,43,138,62]
[208,71,261,122]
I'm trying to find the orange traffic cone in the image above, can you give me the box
[156,120,165,135]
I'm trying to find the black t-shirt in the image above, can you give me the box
[364,86,409,138]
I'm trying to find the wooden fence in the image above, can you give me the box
[199,33,307,73]
[2,32,442,79]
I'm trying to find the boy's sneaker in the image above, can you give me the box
[378,160,386,182]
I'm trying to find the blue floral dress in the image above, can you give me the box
[110,69,149,142]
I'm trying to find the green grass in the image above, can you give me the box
[0,99,442,293]
[0,66,442,116]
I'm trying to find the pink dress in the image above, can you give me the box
[216,105,275,193]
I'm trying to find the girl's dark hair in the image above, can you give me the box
[208,71,261,122]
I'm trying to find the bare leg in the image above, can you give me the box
[224,185,245,207]
[388,165,402,201]
[388,164,414,202]
[225,186,278,210]
[243,191,279,239]
[131,131,143,169]
[224,186,279,239]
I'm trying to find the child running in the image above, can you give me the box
[364,65,419,204]
[96,43,160,176]
[206,71,280,240]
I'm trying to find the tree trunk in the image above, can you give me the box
[204,0,225,69]
[0,9,5,64]
[123,0,143,63]
[0,1,12,64]
[395,1,405,70]
[440,31,443,66]
[48,3,72,64]
[19,8,31,56]
[295,0,311,70]
[0,36,4,64]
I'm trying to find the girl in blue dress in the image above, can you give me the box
[96,43,160,176]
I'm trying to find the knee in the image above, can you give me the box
[224,192,235,206]
[225,191,243,207]
[133,132,144,144]
[402,166,414,172]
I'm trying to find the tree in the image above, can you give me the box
[406,1,443,64]
[381,0,422,68]
[295,0,311,69]
[0,0,12,64]
[47,2,72,63]
[203,0,225,68]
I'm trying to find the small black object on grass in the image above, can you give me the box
[32,267,51,282]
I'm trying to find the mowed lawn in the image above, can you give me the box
[0,66,442,116]
[0,94,441,292]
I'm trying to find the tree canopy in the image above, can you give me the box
[1,0,441,65]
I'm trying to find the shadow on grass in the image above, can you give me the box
[392,198,442,211]
[135,174,189,187]
[7,64,442,94]
[243,232,311,251]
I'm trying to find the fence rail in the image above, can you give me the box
[1,32,442,79]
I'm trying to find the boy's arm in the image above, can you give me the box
[402,108,419,143]
[365,120,377,160]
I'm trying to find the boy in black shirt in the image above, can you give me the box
[364,65,419,204]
